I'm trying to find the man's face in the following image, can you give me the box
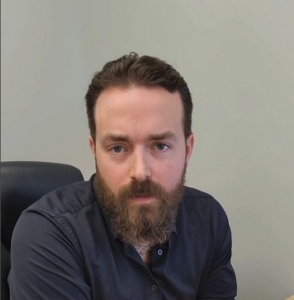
[89,86,194,244]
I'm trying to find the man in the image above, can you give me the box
[9,53,237,299]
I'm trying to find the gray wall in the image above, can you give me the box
[2,1,294,299]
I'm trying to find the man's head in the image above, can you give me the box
[85,52,193,141]
[85,53,194,245]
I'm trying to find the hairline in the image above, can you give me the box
[92,84,186,142]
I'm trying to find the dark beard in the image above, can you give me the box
[94,171,185,247]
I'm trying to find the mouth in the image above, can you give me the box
[129,195,155,204]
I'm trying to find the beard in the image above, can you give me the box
[94,169,185,247]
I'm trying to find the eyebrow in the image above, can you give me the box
[101,134,130,146]
[147,131,177,141]
[101,131,177,145]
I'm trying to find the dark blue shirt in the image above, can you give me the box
[9,176,237,299]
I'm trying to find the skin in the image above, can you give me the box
[89,86,194,204]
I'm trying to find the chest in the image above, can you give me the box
[133,243,152,265]
[83,240,205,300]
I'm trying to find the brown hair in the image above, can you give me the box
[85,52,193,140]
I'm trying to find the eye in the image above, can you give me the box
[110,146,125,153]
[155,143,169,151]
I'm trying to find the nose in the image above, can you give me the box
[129,148,151,182]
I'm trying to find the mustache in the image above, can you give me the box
[118,180,167,201]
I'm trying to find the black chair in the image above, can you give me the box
[1,161,84,300]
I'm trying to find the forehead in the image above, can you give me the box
[94,86,184,138]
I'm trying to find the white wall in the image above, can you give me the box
[2,0,294,299]
[1,0,94,176]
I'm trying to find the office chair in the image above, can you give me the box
[1,161,84,300]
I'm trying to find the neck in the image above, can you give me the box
[133,240,153,265]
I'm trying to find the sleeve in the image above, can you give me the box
[9,210,91,300]
[196,202,237,300]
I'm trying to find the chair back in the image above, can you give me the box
[1,161,84,300]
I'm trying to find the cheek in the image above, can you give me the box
[96,159,128,195]
[154,160,185,190]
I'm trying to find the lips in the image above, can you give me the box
[130,196,155,203]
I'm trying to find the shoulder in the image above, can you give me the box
[13,179,99,255]
[25,179,97,218]
[182,186,225,213]
[183,186,214,199]
[9,180,96,299]
[179,186,230,230]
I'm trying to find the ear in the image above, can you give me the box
[185,133,194,165]
[89,136,96,158]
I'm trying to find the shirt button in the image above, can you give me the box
[151,285,157,291]
[157,249,163,256]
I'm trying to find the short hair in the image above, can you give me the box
[85,52,193,140]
